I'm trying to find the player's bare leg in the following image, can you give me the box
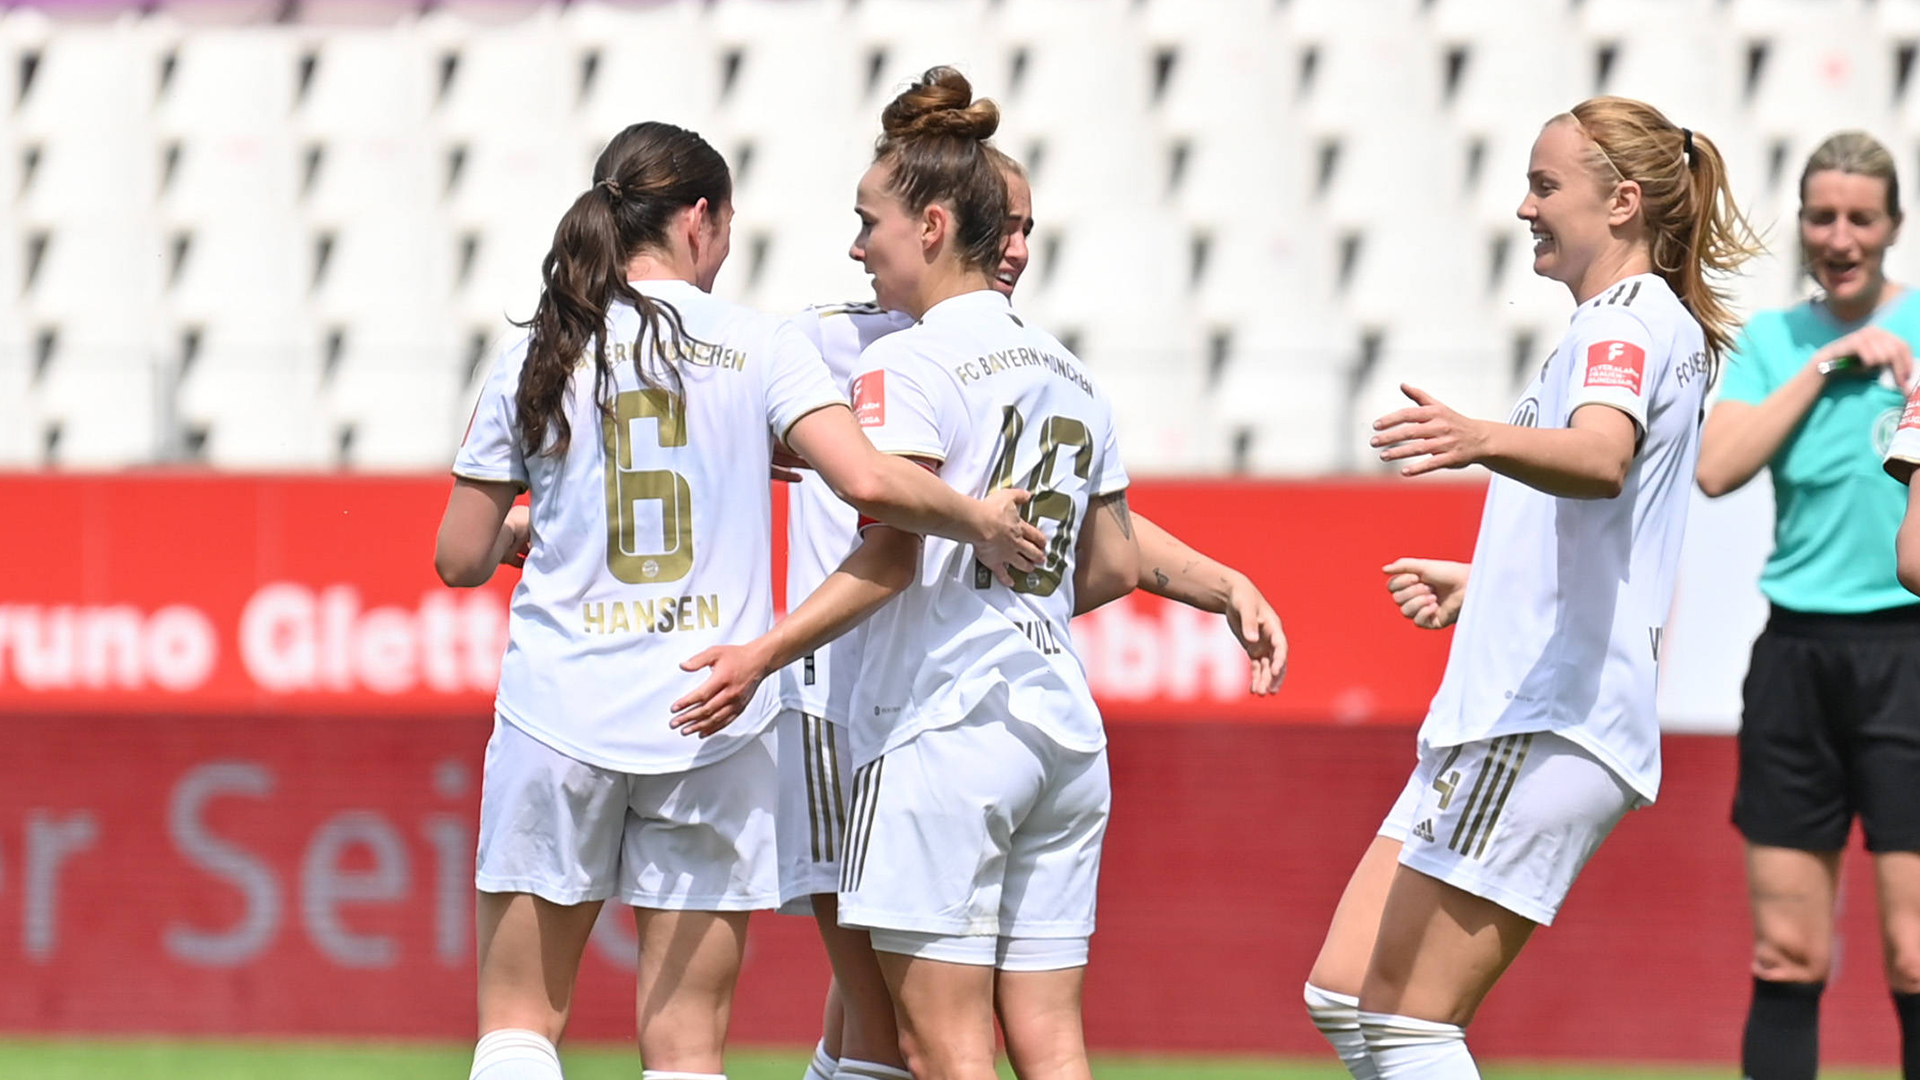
[473,890,604,1077]
[1878,852,1920,1077]
[1742,844,1839,1080]
[877,952,999,1080]
[477,891,605,1041]
[813,893,907,1075]
[820,977,846,1059]
[995,966,1093,1080]
[1749,844,1841,983]
[1310,837,1404,994]
[1358,866,1536,1076]
[631,908,751,1074]
[1304,836,1401,1078]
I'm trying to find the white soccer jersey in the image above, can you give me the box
[454,278,842,774]
[1420,273,1709,802]
[778,302,916,723]
[845,288,1128,768]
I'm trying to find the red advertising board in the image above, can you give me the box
[0,714,1894,1065]
[0,473,1487,723]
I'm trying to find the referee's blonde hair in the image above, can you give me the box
[1560,96,1764,364]
[1800,130,1902,222]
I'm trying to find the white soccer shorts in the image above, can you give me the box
[475,717,780,910]
[1376,731,1640,925]
[775,708,851,913]
[837,711,1110,968]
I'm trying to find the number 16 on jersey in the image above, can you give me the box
[976,404,1091,596]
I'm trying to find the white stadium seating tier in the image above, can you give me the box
[0,0,1899,473]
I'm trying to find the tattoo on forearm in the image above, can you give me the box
[1101,494,1134,539]
[1153,568,1170,590]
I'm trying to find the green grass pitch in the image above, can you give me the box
[0,1039,1901,1079]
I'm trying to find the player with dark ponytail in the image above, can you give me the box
[434,119,1042,1080]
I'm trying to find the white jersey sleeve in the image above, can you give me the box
[454,338,533,489]
[1886,387,1920,484]
[1092,394,1130,497]
[765,321,844,442]
[1563,300,1658,434]
[850,357,960,464]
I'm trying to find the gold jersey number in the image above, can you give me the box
[603,388,694,584]
[980,405,1091,596]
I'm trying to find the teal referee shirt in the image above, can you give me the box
[1718,291,1920,614]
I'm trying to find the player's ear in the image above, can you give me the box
[921,201,950,254]
[1608,179,1643,229]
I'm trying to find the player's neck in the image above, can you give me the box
[906,268,997,320]
[1569,245,1654,305]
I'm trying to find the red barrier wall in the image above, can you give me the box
[0,715,1898,1064]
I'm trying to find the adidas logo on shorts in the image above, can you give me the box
[1412,818,1436,843]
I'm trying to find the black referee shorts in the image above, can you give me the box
[1733,603,1920,853]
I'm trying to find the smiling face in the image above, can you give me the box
[1801,169,1900,314]
[1516,119,1626,290]
[991,168,1033,297]
[849,161,930,315]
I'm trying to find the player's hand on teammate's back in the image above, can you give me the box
[672,642,776,738]
[976,488,1047,588]
[500,505,532,568]
[1225,577,1287,694]
[1371,384,1492,476]
[1382,557,1470,630]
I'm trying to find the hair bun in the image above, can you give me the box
[881,66,1000,143]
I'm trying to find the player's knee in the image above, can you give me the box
[1753,934,1832,983]
[1304,982,1362,1034]
[1883,935,1920,994]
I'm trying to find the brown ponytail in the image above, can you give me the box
[1563,97,1765,364]
[874,67,1008,275]
[513,121,732,457]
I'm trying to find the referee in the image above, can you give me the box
[1697,131,1920,1080]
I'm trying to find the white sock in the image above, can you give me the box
[1359,1011,1479,1079]
[1303,983,1378,1079]
[470,1029,563,1080]
[803,1041,837,1080]
[833,1060,911,1080]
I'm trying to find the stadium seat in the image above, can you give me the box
[34,319,167,468]
[325,316,469,470]
[175,316,331,467]
[426,10,573,143]
[569,0,722,140]
[1580,0,1740,134]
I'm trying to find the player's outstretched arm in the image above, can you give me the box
[1382,557,1470,630]
[672,526,920,738]
[1078,512,1286,695]
[786,404,1042,585]
[1071,491,1143,614]
[1371,384,1635,499]
[434,478,530,588]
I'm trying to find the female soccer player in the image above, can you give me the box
[675,67,1137,1080]
[1698,131,1920,1080]
[432,120,1043,1080]
[1300,97,1760,1077]
[778,144,1288,1080]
